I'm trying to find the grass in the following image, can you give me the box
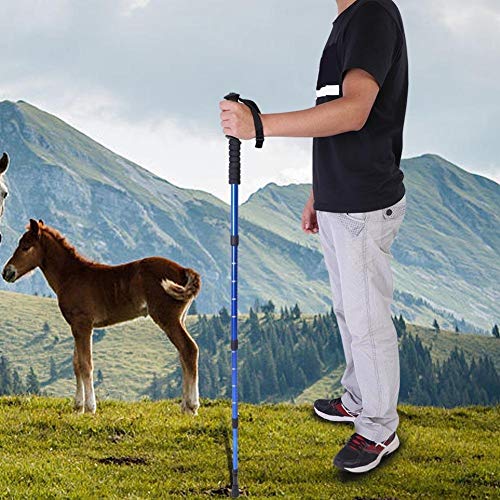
[0,397,497,499]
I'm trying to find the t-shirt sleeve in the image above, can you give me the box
[341,2,400,88]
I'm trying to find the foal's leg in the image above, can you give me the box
[171,321,200,415]
[73,345,85,413]
[72,327,96,414]
[150,310,199,415]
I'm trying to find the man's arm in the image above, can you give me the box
[220,69,380,139]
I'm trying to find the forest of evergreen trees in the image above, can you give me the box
[147,305,500,408]
[0,355,41,396]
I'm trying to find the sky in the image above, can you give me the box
[1,0,499,202]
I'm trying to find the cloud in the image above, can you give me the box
[122,0,151,16]
[432,0,500,32]
[0,85,311,203]
[61,101,313,203]
[0,0,498,199]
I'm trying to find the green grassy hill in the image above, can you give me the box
[0,397,497,499]
[1,291,498,404]
[0,291,181,401]
[297,323,500,404]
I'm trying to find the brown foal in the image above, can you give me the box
[2,219,201,415]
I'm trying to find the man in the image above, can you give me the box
[220,0,408,474]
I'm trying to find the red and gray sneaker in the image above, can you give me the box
[313,397,360,423]
[333,432,400,473]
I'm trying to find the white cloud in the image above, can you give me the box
[59,102,312,203]
[0,0,499,200]
[122,0,151,16]
[0,84,311,203]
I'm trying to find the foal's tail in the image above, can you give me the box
[161,268,201,301]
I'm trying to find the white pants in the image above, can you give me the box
[317,195,406,442]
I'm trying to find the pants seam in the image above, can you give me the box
[362,221,383,442]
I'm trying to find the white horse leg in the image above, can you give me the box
[182,370,200,416]
[73,329,97,414]
[83,372,96,414]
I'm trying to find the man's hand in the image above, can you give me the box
[219,100,255,140]
[302,192,318,234]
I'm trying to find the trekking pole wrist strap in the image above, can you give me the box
[224,92,265,149]
[239,97,264,149]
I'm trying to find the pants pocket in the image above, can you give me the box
[339,213,366,237]
[379,208,406,256]
[382,198,407,221]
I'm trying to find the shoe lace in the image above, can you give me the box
[347,433,371,451]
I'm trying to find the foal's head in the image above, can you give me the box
[2,219,44,283]
[0,153,10,241]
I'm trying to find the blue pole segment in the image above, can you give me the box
[230,183,239,498]
[225,92,241,498]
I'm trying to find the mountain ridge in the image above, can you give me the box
[0,100,498,330]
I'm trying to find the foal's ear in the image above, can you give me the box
[0,153,9,174]
[29,219,41,238]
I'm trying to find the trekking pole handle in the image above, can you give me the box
[225,92,241,185]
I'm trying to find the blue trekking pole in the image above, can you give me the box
[224,92,264,498]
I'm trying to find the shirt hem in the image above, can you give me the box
[313,187,405,213]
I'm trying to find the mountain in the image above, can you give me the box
[0,100,328,313]
[0,100,498,330]
[242,157,500,331]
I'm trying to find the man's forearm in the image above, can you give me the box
[261,97,368,138]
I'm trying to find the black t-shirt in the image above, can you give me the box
[313,0,408,213]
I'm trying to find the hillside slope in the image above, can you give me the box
[0,100,498,330]
[242,157,500,331]
[1,291,498,403]
[0,397,497,499]
[297,322,500,405]
[0,100,329,312]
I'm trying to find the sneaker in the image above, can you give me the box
[333,432,400,473]
[313,397,360,423]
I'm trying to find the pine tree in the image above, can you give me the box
[432,319,440,333]
[396,314,407,337]
[261,300,276,316]
[42,321,51,335]
[149,373,163,400]
[492,324,499,339]
[0,356,13,395]
[247,307,260,330]
[291,303,301,320]
[12,370,24,394]
[26,367,41,395]
[97,369,104,385]
[188,300,198,315]
[219,306,230,325]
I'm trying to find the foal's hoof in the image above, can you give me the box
[84,405,97,415]
[181,400,199,416]
[74,404,85,414]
